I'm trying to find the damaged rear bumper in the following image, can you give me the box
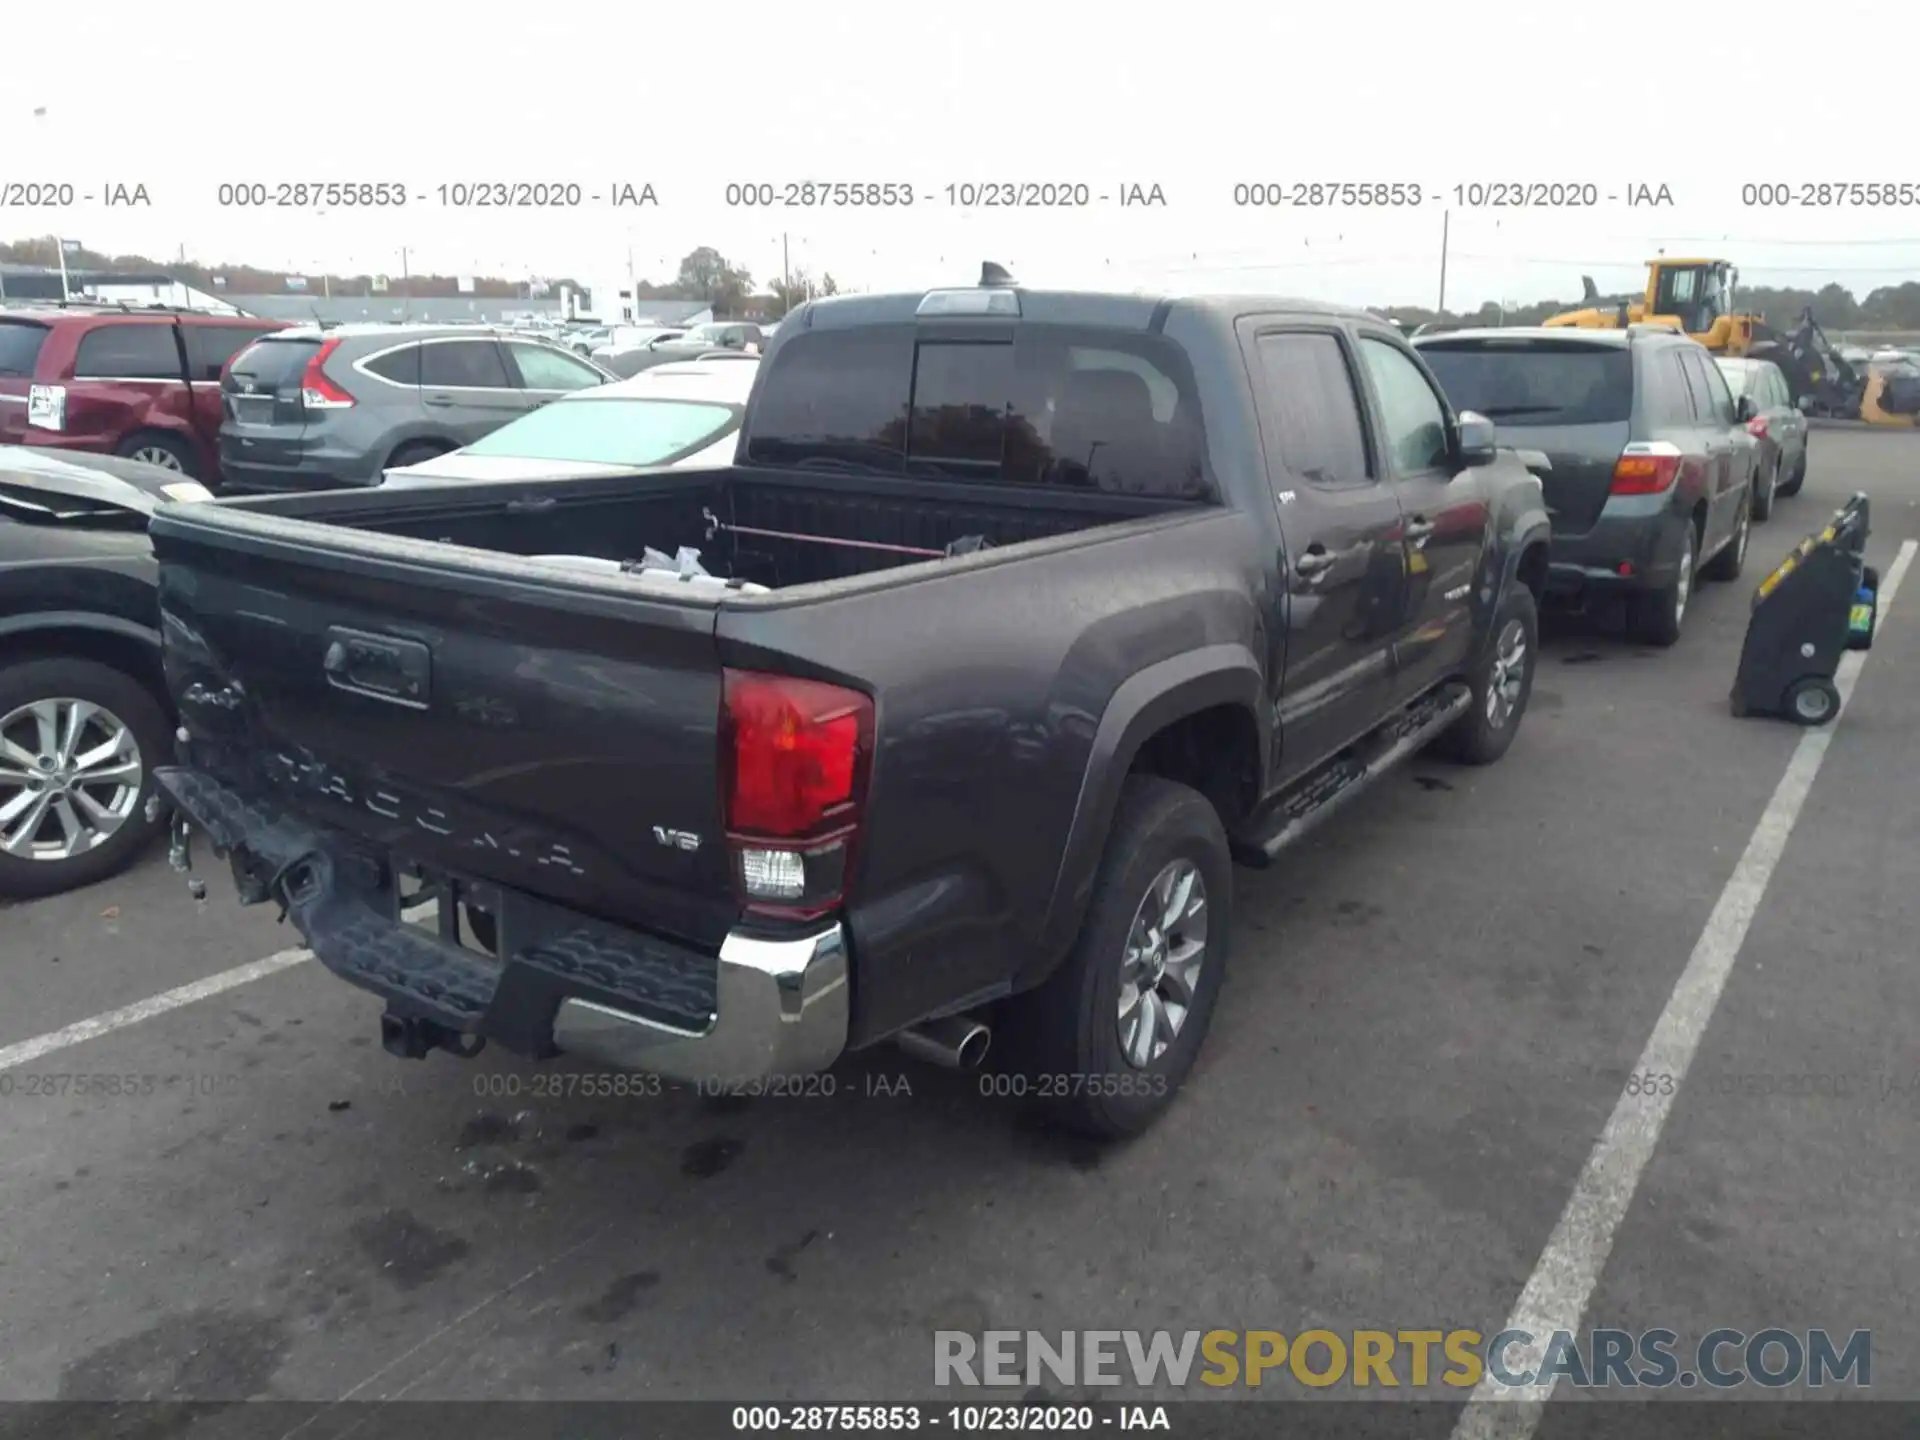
[152,765,849,1085]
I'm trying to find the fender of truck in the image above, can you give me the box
[1027,642,1267,984]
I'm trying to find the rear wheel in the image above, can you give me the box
[116,431,200,479]
[1702,495,1750,582]
[1751,455,1776,522]
[1784,675,1840,726]
[1777,447,1807,498]
[0,658,172,900]
[1629,521,1697,647]
[387,440,453,470]
[999,774,1231,1139]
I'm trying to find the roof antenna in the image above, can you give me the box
[980,261,1016,288]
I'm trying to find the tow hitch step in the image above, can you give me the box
[381,1012,486,1061]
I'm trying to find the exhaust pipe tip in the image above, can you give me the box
[954,1023,991,1070]
[897,1015,992,1070]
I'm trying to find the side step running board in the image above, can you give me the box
[1232,682,1472,866]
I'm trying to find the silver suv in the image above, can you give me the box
[218,324,613,492]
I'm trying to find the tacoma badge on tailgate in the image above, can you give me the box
[322,627,431,709]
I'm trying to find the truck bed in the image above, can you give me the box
[203,463,1203,594]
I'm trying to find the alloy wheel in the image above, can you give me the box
[131,446,184,472]
[1674,530,1695,626]
[1486,617,1529,729]
[0,698,145,861]
[1116,859,1209,1068]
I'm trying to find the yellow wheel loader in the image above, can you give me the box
[1544,258,1768,354]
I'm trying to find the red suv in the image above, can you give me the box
[0,305,288,483]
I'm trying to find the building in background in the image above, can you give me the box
[0,265,240,313]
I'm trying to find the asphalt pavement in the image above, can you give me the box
[3,429,1918,1421]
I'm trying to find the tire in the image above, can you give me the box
[999,775,1231,1139]
[1784,675,1840,727]
[1628,519,1698,647]
[387,440,453,470]
[1751,456,1776,522]
[1429,584,1537,766]
[1702,494,1751,583]
[116,431,200,479]
[1777,447,1806,498]
[0,658,172,900]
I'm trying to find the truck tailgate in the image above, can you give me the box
[150,503,739,950]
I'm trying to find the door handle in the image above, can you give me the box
[423,393,455,407]
[1294,547,1337,579]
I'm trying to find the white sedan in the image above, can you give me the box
[380,357,758,488]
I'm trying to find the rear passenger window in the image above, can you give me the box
[0,321,50,377]
[1251,331,1371,487]
[73,324,182,381]
[1360,338,1451,472]
[1689,352,1736,424]
[364,344,422,385]
[420,340,511,389]
[1676,352,1712,421]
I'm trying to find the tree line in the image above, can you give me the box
[6,236,1917,328]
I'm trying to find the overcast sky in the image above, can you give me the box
[8,0,1916,308]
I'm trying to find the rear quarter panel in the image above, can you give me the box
[720,504,1274,1048]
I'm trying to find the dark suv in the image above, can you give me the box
[0,305,287,481]
[1414,326,1760,645]
[218,324,614,492]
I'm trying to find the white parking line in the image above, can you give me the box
[0,902,436,1074]
[1453,537,1917,1440]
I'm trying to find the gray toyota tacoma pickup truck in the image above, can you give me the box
[150,271,1551,1137]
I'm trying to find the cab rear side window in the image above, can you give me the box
[0,321,49,378]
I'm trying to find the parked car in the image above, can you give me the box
[595,322,764,379]
[382,356,757,487]
[217,325,616,492]
[590,327,690,376]
[0,446,217,897]
[153,278,1549,1138]
[1714,355,1808,519]
[1414,326,1760,646]
[0,304,288,482]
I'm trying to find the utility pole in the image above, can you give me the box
[782,232,791,310]
[399,246,410,321]
[53,235,71,303]
[1436,210,1450,316]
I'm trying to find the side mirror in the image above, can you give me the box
[1735,394,1758,424]
[1455,411,1498,467]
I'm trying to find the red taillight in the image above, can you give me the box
[299,338,354,409]
[1610,443,1683,496]
[721,669,873,919]
[1747,416,1769,438]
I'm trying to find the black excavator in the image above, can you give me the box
[1748,309,1920,426]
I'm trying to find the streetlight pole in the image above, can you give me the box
[30,106,69,301]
